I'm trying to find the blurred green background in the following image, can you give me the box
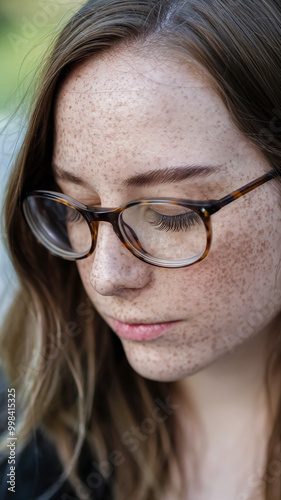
[0,2,83,318]
[0,0,81,114]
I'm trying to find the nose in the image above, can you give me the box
[89,222,152,296]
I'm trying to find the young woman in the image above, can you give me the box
[1,0,281,499]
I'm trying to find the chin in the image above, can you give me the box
[121,338,223,382]
[122,350,200,382]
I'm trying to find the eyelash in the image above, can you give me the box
[65,210,84,223]
[149,211,201,232]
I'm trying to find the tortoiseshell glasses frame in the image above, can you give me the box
[22,169,278,268]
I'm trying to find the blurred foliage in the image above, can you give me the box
[0,0,82,114]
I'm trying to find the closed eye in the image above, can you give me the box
[147,209,202,232]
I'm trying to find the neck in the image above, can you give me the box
[174,320,281,498]
[178,321,279,436]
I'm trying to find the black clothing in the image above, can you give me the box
[0,430,113,500]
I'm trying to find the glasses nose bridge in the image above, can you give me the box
[88,208,124,241]
[88,208,147,258]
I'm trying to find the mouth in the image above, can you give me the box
[108,318,181,342]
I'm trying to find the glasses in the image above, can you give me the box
[22,170,278,268]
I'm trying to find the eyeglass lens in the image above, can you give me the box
[23,195,207,264]
[24,196,92,258]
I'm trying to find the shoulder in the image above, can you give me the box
[0,429,113,500]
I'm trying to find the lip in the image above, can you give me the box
[109,318,181,342]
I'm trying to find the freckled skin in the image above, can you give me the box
[53,46,281,386]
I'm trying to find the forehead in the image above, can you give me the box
[53,46,249,189]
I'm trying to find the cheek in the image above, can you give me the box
[175,199,281,338]
[123,208,281,381]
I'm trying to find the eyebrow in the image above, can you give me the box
[52,163,223,188]
[123,164,223,188]
[53,164,90,188]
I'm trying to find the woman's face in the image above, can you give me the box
[53,46,281,382]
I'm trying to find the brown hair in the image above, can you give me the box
[1,1,281,499]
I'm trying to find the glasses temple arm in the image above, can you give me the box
[215,169,279,212]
